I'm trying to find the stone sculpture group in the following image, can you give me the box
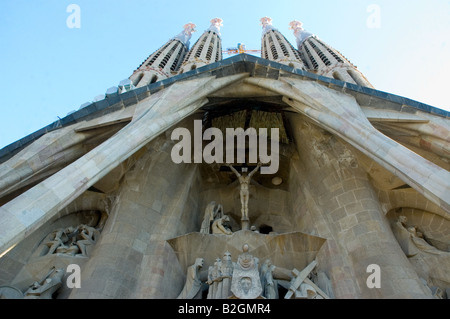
[40,224,100,257]
[177,243,332,299]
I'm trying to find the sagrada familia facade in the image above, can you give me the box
[0,17,449,300]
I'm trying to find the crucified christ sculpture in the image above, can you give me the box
[227,162,262,224]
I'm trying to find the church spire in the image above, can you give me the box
[260,17,305,70]
[289,20,373,88]
[178,18,224,74]
[129,23,196,88]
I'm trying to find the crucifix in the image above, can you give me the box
[226,162,262,230]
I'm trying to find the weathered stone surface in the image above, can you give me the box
[0,49,448,300]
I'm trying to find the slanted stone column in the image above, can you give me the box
[0,125,90,200]
[288,115,432,298]
[244,77,450,213]
[0,74,247,257]
[70,133,201,298]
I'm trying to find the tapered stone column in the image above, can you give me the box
[0,125,89,199]
[244,77,450,214]
[0,74,248,256]
[288,114,432,298]
[70,135,200,298]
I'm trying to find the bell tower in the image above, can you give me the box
[178,18,224,74]
[0,15,449,302]
[289,20,373,87]
[129,22,196,88]
[260,17,305,70]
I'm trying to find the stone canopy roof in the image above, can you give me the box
[1,53,448,163]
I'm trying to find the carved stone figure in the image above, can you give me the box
[177,258,204,299]
[238,277,253,296]
[260,259,278,299]
[178,246,333,300]
[392,215,420,257]
[24,267,65,299]
[220,251,234,299]
[200,201,223,234]
[311,269,335,299]
[76,224,99,257]
[200,201,216,234]
[44,228,70,255]
[206,265,214,299]
[250,225,260,233]
[231,244,262,299]
[393,215,448,257]
[285,260,331,299]
[42,224,99,257]
[408,226,446,256]
[227,163,262,223]
[392,215,450,291]
[212,215,232,235]
[207,258,223,299]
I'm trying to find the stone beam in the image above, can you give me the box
[244,77,450,215]
[0,125,89,199]
[384,122,450,159]
[361,107,429,123]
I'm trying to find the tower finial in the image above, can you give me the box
[209,18,223,35]
[289,20,313,47]
[173,22,197,46]
[289,20,303,34]
[260,17,275,33]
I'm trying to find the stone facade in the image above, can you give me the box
[0,18,449,300]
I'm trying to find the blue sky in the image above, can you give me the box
[1,0,449,149]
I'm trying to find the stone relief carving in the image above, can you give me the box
[40,224,100,257]
[212,215,233,235]
[250,225,260,233]
[285,260,318,299]
[231,244,263,299]
[220,251,234,298]
[260,259,278,299]
[392,215,450,298]
[311,269,335,299]
[176,258,204,299]
[393,215,449,257]
[24,267,65,299]
[177,243,333,299]
[207,258,224,299]
[0,267,66,299]
[337,148,358,169]
[200,201,224,234]
[303,121,358,174]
